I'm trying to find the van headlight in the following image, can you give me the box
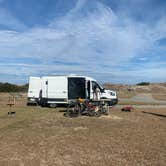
[110,92,115,96]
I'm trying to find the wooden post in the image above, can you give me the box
[7,97,15,116]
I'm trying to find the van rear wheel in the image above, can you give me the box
[49,103,57,108]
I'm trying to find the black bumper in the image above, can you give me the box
[110,99,118,106]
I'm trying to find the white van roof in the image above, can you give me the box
[41,75,96,82]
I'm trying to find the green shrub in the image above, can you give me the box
[136,82,150,86]
[0,83,28,92]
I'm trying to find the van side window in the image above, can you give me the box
[92,81,101,92]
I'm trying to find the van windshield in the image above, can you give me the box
[97,82,104,90]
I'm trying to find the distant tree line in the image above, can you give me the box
[0,82,28,92]
[136,82,150,86]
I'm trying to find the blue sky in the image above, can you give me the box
[0,0,166,84]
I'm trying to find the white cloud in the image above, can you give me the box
[0,1,166,83]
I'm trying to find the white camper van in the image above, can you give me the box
[27,75,118,107]
[27,77,41,105]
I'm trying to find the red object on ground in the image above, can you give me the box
[121,106,134,112]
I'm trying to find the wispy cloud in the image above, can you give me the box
[0,0,166,83]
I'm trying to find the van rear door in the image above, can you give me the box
[28,77,41,99]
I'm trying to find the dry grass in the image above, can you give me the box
[0,104,165,166]
[118,91,137,99]
[104,83,166,100]
[118,100,160,105]
[0,93,165,165]
[0,93,27,106]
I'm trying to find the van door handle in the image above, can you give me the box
[63,91,67,93]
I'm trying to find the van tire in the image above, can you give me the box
[49,103,57,108]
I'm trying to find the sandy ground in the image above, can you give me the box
[119,93,166,105]
[0,105,165,166]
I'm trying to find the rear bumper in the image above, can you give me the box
[27,98,39,106]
